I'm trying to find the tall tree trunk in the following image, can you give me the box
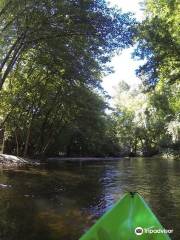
[23,116,33,157]
[15,130,19,156]
[1,129,5,154]
[0,33,26,90]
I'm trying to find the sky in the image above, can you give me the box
[102,0,145,98]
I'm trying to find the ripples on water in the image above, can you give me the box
[0,157,179,240]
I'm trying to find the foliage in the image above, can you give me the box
[0,0,179,158]
[0,0,136,89]
[0,56,121,156]
[133,0,180,89]
[0,0,135,157]
[113,0,180,156]
[113,83,163,156]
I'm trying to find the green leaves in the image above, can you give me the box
[134,0,180,88]
[125,0,180,154]
[0,0,136,156]
[0,0,136,89]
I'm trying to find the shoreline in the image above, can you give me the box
[0,154,39,168]
[0,152,179,168]
[46,157,122,163]
[0,154,124,167]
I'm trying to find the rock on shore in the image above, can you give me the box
[0,154,29,167]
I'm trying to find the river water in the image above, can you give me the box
[0,157,179,240]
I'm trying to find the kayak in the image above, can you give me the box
[79,192,171,240]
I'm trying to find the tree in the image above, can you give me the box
[113,81,174,156]
[133,0,180,89]
[130,0,180,154]
[0,0,136,89]
[0,0,136,157]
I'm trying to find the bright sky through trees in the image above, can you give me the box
[103,0,144,98]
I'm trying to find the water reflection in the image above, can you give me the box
[0,158,179,239]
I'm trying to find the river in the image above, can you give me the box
[0,157,179,240]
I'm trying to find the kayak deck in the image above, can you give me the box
[79,192,171,240]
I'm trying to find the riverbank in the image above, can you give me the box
[0,152,179,168]
[46,157,122,163]
[0,154,39,168]
[0,155,121,167]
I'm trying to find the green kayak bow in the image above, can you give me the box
[80,192,171,240]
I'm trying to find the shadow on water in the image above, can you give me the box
[0,157,179,240]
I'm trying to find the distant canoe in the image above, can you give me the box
[80,192,171,240]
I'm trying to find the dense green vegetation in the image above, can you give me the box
[0,0,134,157]
[0,0,179,158]
[113,0,180,156]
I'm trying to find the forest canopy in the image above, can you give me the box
[113,0,180,156]
[0,0,179,158]
[0,0,135,157]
